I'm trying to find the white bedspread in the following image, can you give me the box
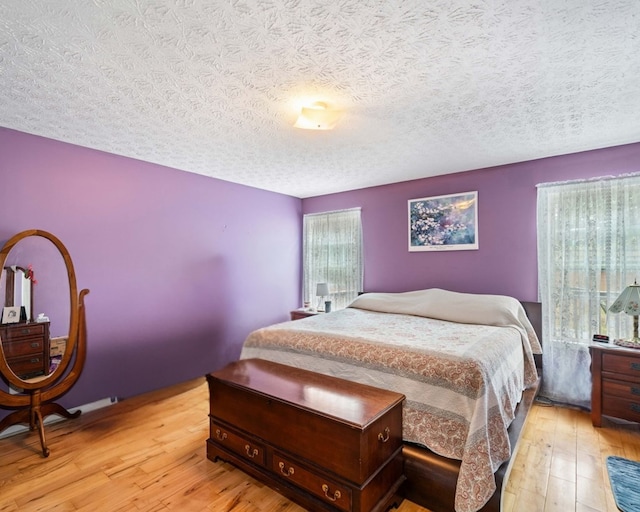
[240,289,541,512]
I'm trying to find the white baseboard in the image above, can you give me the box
[0,396,118,439]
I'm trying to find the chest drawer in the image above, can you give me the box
[602,353,640,380]
[210,420,266,467]
[273,450,352,512]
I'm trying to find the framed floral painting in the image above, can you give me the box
[408,191,478,251]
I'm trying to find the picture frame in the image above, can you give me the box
[408,191,479,251]
[2,306,21,324]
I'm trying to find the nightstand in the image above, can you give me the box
[0,321,50,379]
[290,309,320,321]
[590,343,640,427]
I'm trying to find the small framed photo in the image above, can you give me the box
[2,306,21,324]
[408,191,479,251]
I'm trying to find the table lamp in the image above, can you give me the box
[316,283,329,312]
[609,279,640,346]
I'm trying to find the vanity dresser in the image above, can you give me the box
[0,321,50,379]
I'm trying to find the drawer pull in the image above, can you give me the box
[321,484,341,502]
[215,429,227,441]
[378,427,390,443]
[631,404,640,413]
[31,342,41,348]
[631,363,640,371]
[632,387,640,396]
[20,329,32,335]
[30,358,40,364]
[244,445,258,458]
[278,462,294,477]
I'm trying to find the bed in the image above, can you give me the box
[240,288,543,512]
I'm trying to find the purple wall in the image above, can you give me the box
[0,128,301,419]
[2,125,639,425]
[302,142,640,302]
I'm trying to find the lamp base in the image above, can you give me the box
[613,338,640,349]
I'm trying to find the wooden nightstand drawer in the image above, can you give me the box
[602,396,640,423]
[602,353,640,380]
[2,337,45,358]
[602,378,640,400]
[0,323,46,341]
[7,354,46,378]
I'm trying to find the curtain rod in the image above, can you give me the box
[303,207,361,217]
[537,172,640,188]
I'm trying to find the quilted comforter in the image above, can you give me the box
[240,289,541,512]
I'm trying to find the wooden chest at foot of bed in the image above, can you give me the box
[206,358,406,512]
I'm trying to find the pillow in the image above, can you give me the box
[350,288,542,353]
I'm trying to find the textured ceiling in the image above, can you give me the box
[1,1,639,198]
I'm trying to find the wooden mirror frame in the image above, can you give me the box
[0,229,89,457]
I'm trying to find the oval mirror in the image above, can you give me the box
[1,237,70,383]
[0,230,88,457]
[0,231,77,390]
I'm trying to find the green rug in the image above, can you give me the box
[607,456,640,512]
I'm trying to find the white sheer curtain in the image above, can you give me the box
[303,208,363,311]
[537,174,640,408]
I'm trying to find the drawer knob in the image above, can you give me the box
[30,358,40,364]
[31,342,40,348]
[244,445,258,458]
[278,461,294,477]
[378,427,390,443]
[632,387,640,396]
[631,363,640,371]
[631,404,640,413]
[321,484,341,502]
[215,429,227,441]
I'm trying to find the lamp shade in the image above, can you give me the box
[293,102,342,130]
[609,281,640,315]
[316,283,329,297]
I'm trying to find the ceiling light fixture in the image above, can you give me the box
[293,101,342,130]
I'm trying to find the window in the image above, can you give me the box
[537,174,640,407]
[303,208,363,311]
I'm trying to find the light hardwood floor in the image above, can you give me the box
[0,378,638,512]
